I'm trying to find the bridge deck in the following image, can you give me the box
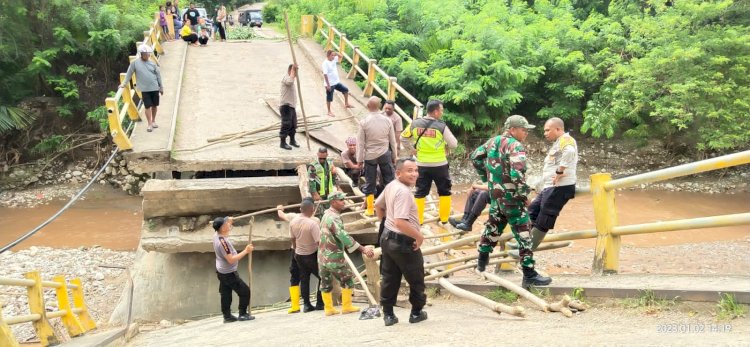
[126,37,363,173]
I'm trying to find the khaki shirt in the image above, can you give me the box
[385,112,403,149]
[375,179,419,234]
[280,74,296,107]
[356,111,397,163]
[286,213,320,256]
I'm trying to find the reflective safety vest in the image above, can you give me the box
[402,117,448,164]
[308,159,335,197]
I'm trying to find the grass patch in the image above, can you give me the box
[426,287,440,299]
[146,219,156,232]
[621,290,677,314]
[716,293,747,321]
[571,287,587,303]
[226,26,257,40]
[530,287,552,300]
[485,288,518,304]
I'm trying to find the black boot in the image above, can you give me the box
[280,136,292,150]
[448,216,462,228]
[289,134,300,148]
[314,291,324,311]
[223,314,238,323]
[521,266,552,289]
[476,251,490,272]
[455,213,478,232]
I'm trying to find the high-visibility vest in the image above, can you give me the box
[402,117,448,164]
[310,159,335,197]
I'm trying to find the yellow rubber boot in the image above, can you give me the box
[415,197,426,225]
[321,291,340,316]
[288,285,301,314]
[438,195,452,223]
[340,288,360,314]
[365,194,375,216]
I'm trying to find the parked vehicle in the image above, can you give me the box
[239,10,263,27]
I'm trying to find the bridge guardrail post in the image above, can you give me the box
[591,173,620,274]
[364,59,377,97]
[119,73,141,121]
[52,275,85,337]
[301,15,314,36]
[387,77,397,101]
[70,278,96,331]
[347,46,360,79]
[325,26,334,51]
[106,97,133,150]
[413,105,422,120]
[0,303,19,347]
[25,271,59,346]
[339,33,346,57]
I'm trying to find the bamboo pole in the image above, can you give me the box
[233,195,367,220]
[284,11,311,150]
[427,269,525,318]
[424,259,516,281]
[247,217,254,316]
[480,272,573,317]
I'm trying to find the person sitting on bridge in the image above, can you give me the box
[322,50,354,117]
[307,147,338,216]
[341,136,362,186]
[448,182,490,232]
[509,117,578,259]
[119,44,163,133]
[212,216,255,323]
[277,199,324,313]
[318,192,375,316]
[180,25,199,46]
[198,27,209,46]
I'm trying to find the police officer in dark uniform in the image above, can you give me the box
[374,157,427,326]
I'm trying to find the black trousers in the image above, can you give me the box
[289,253,300,286]
[294,252,323,306]
[199,36,209,45]
[415,164,451,198]
[216,22,226,40]
[363,150,394,195]
[528,184,576,232]
[279,104,298,137]
[463,190,490,219]
[182,33,198,43]
[216,271,250,317]
[380,230,426,313]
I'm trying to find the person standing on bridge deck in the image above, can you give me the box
[212,216,255,323]
[401,99,457,225]
[307,147,338,216]
[318,192,375,316]
[471,115,552,288]
[374,157,428,326]
[215,4,227,42]
[341,136,363,186]
[184,2,200,32]
[322,50,354,117]
[509,117,578,260]
[120,44,163,133]
[279,64,300,150]
[357,96,398,216]
[383,100,403,152]
[277,199,324,313]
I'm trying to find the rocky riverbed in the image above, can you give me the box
[0,246,135,343]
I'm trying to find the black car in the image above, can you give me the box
[239,10,262,27]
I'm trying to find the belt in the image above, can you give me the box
[385,229,415,245]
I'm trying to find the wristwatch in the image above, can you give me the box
[555,169,564,175]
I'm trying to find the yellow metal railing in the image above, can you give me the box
[303,15,424,124]
[516,150,750,274]
[0,271,96,346]
[106,12,171,150]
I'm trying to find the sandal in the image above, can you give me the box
[147,126,153,132]
[152,124,159,129]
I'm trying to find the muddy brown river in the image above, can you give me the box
[0,185,747,252]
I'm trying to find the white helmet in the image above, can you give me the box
[138,44,153,54]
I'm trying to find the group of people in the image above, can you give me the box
[158,1,229,46]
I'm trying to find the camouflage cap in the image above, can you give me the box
[504,115,536,130]
[328,191,347,201]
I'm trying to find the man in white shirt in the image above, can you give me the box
[322,50,354,117]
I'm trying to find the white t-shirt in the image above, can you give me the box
[322,56,340,87]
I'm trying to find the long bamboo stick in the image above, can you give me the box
[233,195,366,220]
[284,11,311,151]
[424,258,516,281]
[427,269,525,318]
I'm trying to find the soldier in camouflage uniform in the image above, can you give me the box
[318,191,375,316]
[470,115,552,288]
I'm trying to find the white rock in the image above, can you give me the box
[72,170,82,176]
[94,272,105,281]
[65,173,72,179]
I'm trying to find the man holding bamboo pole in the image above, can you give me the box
[279,63,300,150]
[374,157,428,326]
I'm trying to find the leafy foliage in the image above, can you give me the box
[271,0,750,151]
